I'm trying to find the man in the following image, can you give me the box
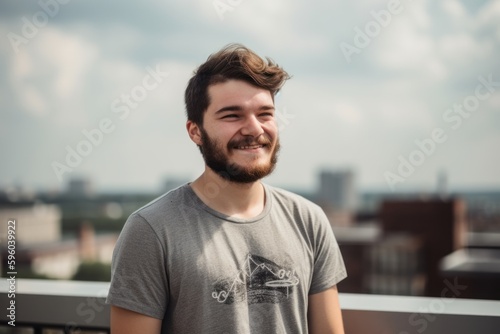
[106,44,347,333]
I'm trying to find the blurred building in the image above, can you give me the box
[316,169,357,227]
[440,248,500,300]
[0,202,61,245]
[0,198,117,279]
[335,223,426,296]
[379,197,467,297]
[334,223,380,294]
[66,177,94,197]
[24,223,117,279]
[317,169,356,211]
[439,224,500,300]
[368,233,425,296]
[436,170,448,199]
[336,196,469,298]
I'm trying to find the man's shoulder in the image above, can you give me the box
[266,184,322,213]
[131,183,193,221]
[266,184,330,235]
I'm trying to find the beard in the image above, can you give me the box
[198,126,280,184]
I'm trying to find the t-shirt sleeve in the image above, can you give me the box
[106,212,168,319]
[309,207,347,295]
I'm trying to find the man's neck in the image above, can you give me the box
[190,168,265,219]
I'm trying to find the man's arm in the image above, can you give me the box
[307,285,345,334]
[110,305,162,334]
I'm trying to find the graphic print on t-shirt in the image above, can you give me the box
[212,254,299,305]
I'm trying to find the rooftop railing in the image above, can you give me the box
[1,279,500,333]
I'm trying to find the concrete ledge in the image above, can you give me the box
[1,279,500,333]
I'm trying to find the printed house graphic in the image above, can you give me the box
[212,254,299,304]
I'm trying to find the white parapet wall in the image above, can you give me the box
[1,279,500,333]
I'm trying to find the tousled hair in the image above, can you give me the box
[185,43,290,125]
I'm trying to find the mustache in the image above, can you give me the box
[228,135,273,148]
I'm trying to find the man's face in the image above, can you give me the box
[196,80,280,183]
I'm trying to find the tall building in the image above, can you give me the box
[379,198,467,297]
[437,170,448,199]
[317,169,357,211]
[66,177,94,197]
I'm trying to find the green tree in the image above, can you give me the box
[72,261,111,282]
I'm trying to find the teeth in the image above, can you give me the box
[237,145,263,149]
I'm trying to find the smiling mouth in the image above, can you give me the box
[235,144,265,150]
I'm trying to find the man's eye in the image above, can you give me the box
[260,112,274,118]
[222,114,238,119]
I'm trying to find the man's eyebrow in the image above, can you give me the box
[215,105,275,114]
[259,105,275,111]
[215,105,243,114]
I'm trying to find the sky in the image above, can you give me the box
[0,0,499,194]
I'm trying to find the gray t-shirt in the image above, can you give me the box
[106,183,347,333]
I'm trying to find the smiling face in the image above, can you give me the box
[187,79,280,183]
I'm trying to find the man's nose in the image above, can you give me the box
[240,115,264,137]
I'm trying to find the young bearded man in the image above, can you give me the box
[106,44,347,333]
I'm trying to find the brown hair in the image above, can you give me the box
[185,43,290,125]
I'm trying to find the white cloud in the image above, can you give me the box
[333,102,364,125]
[439,33,492,66]
[10,51,49,116]
[21,86,48,116]
[441,0,467,20]
[0,24,11,55]
[476,0,500,28]
[117,59,193,126]
[221,0,330,55]
[440,132,500,188]
[375,19,447,81]
[43,29,98,98]
[488,92,500,109]
[9,27,98,124]
[408,0,431,29]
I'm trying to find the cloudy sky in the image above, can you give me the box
[1,0,499,194]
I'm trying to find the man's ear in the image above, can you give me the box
[186,120,202,146]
